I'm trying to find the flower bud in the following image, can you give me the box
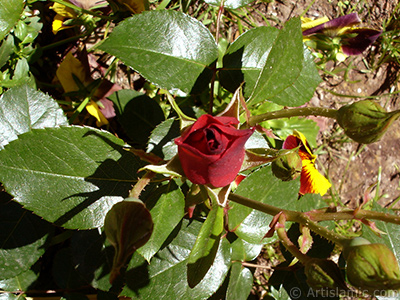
[345,243,400,293]
[271,152,302,181]
[105,198,153,283]
[337,100,400,144]
[342,237,371,259]
[304,258,348,292]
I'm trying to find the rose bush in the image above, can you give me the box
[175,114,254,188]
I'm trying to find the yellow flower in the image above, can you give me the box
[301,16,329,33]
[283,130,331,196]
[56,51,110,126]
[86,100,109,126]
[50,3,78,34]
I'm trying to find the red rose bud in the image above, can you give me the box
[337,100,400,144]
[345,243,400,293]
[304,258,349,292]
[271,152,302,181]
[175,114,254,188]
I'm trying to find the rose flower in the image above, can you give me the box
[175,114,254,188]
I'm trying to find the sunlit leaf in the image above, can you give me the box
[268,47,321,107]
[0,0,24,40]
[220,19,313,107]
[0,35,14,69]
[230,236,263,262]
[219,26,279,96]
[0,267,39,293]
[0,126,142,229]
[100,10,218,94]
[0,85,68,149]
[226,262,253,300]
[247,18,303,105]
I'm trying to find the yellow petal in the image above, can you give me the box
[301,16,329,31]
[52,15,65,34]
[86,100,109,126]
[300,159,331,196]
[50,3,77,18]
[292,130,316,162]
[56,52,91,93]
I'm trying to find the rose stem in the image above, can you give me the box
[247,107,338,126]
[276,213,311,264]
[129,171,155,199]
[228,193,400,245]
[228,193,348,245]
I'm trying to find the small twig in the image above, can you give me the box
[241,262,272,269]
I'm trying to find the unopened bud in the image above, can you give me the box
[105,198,153,283]
[345,243,400,293]
[271,152,302,181]
[305,258,348,292]
[337,100,400,144]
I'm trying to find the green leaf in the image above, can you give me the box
[121,219,231,300]
[147,118,180,160]
[204,0,254,10]
[0,126,143,229]
[219,26,279,96]
[230,236,263,262]
[0,0,24,40]
[99,10,218,94]
[0,85,68,149]
[187,204,224,288]
[228,165,300,243]
[0,268,39,293]
[247,18,304,105]
[0,192,53,280]
[265,117,320,148]
[220,20,306,107]
[226,262,253,300]
[137,180,185,262]
[268,47,321,107]
[0,35,14,69]
[108,89,165,147]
